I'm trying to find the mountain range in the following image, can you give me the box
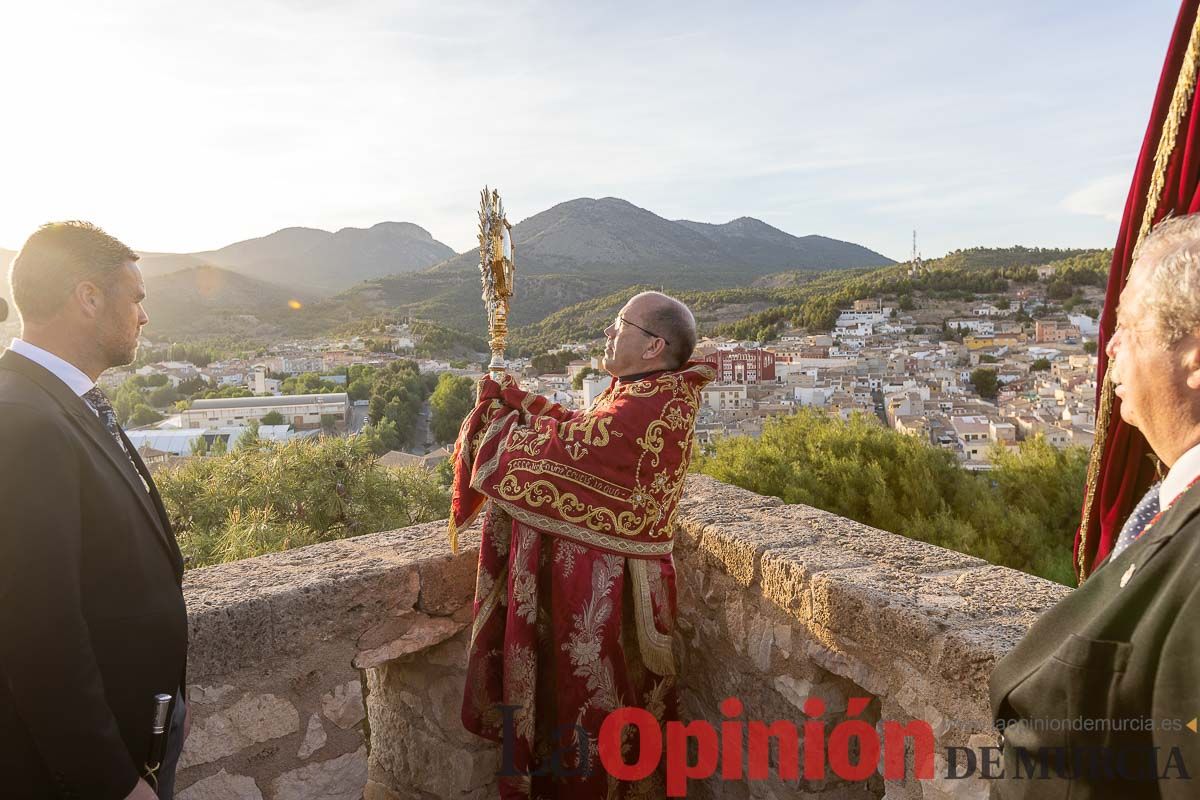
[288,197,894,338]
[2,197,895,339]
[427,197,892,280]
[136,221,456,292]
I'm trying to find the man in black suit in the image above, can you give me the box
[0,222,189,799]
[990,214,1200,798]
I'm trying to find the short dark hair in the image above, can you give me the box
[9,221,138,322]
[643,294,697,369]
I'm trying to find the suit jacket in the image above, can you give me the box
[989,482,1200,799]
[0,350,188,799]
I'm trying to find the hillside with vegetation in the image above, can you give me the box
[141,265,318,341]
[508,247,1111,350]
[710,246,1110,341]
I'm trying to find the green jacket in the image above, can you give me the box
[989,483,1200,799]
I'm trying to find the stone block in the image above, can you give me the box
[748,614,774,672]
[322,679,367,729]
[299,712,328,759]
[272,746,368,800]
[180,693,300,769]
[355,613,467,669]
[177,769,263,800]
[417,550,477,615]
[187,684,237,705]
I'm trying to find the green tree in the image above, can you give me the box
[235,421,262,450]
[321,414,338,435]
[176,376,211,396]
[1047,280,1073,300]
[348,379,371,402]
[1084,340,1098,355]
[190,436,210,456]
[260,410,286,426]
[148,384,179,407]
[281,373,339,395]
[199,386,254,400]
[359,418,402,455]
[155,436,450,568]
[572,367,600,390]
[364,338,393,354]
[695,410,1082,584]
[530,351,574,375]
[970,368,999,400]
[128,404,164,427]
[111,382,145,425]
[362,360,437,448]
[435,456,455,488]
[430,373,476,444]
[1030,358,1051,372]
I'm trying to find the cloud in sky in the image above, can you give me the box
[0,0,1180,260]
[1063,174,1129,223]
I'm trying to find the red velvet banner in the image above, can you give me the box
[1076,0,1200,579]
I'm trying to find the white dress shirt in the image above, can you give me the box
[1162,442,1200,511]
[7,338,99,415]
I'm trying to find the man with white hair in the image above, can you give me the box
[990,214,1200,798]
[451,291,713,798]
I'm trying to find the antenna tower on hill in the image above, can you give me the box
[907,230,925,277]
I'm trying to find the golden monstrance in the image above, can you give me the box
[478,187,514,377]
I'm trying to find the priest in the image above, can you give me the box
[452,291,713,799]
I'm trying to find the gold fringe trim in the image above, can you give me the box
[448,517,459,555]
[1079,10,1200,580]
[629,559,676,676]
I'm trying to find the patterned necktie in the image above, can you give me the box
[83,386,130,455]
[83,388,153,496]
[1110,482,1161,560]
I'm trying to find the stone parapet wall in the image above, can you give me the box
[179,475,1068,799]
[673,476,1070,799]
[177,519,484,799]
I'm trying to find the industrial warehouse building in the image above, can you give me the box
[182,393,350,430]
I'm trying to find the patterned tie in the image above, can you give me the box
[82,386,127,452]
[1110,482,1161,560]
[84,387,155,498]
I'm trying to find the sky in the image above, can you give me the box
[0,0,1183,261]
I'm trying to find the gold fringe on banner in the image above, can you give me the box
[1078,9,1200,580]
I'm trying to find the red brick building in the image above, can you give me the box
[697,347,776,384]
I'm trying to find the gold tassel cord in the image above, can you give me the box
[448,517,459,555]
[1078,9,1200,580]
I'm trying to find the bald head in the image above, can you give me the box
[602,291,697,377]
[628,291,697,369]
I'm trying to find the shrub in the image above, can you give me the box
[157,436,450,568]
[695,410,1083,584]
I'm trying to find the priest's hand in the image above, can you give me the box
[477,373,518,404]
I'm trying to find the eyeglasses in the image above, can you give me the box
[617,314,670,346]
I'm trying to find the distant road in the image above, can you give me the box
[348,403,368,434]
[407,400,432,455]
